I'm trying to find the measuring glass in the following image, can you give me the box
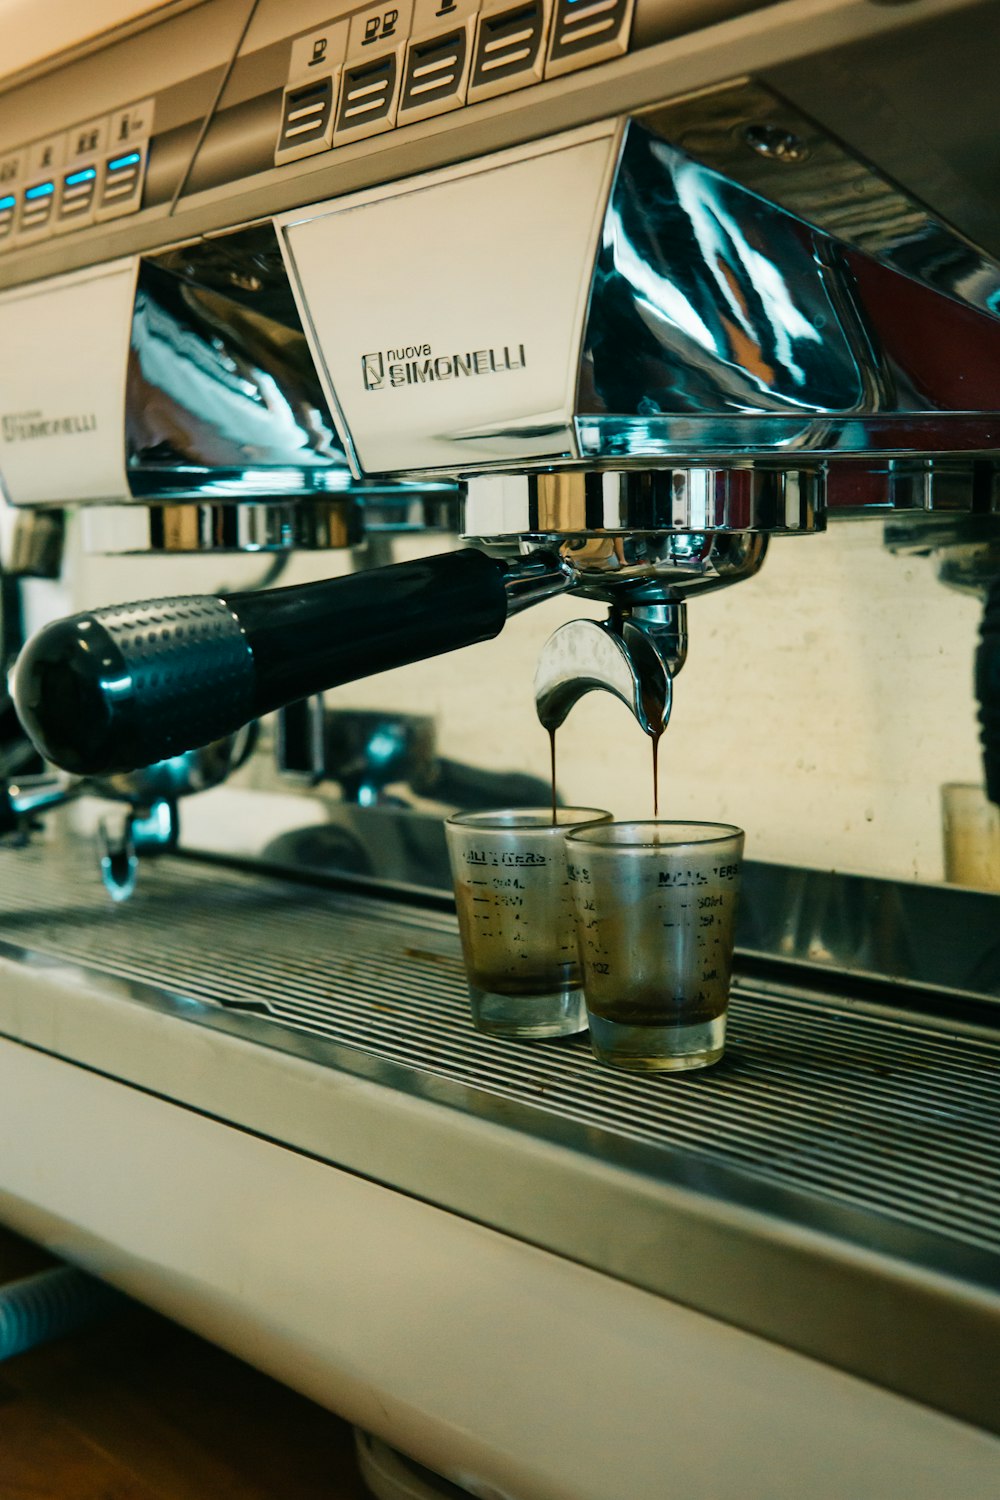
[942,783,1000,891]
[566,821,744,1071]
[445,808,612,1038]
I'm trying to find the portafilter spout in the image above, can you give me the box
[535,603,686,738]
[529,530,767,737]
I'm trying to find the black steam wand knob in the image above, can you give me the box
[14,548,574,778]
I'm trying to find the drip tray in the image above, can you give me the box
[0,838,999,1434]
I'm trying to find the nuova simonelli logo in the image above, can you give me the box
[362,351,386,391]
[362,342,527,392]
[1,408,98,442]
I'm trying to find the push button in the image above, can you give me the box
[398,26,471,120]
[94,143,147,221]
[545,0,633,76]
[53,115,108,234]
[277,21,348,164]
[0,150,22,253]
[17,132,65,241]
[276,76,337,163]
[56,164,98,226]
[0,192,17,247]
[336,52,399,141]
[336,0,413,143]
[96,99,153,223]
[467,0,551,103]
[398,0,477,122]
[17,177,57,238]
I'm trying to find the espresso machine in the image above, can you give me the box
[1,0,1000,1495]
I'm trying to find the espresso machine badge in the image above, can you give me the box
[361,342,527,391]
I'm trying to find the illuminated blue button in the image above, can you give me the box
[0,194,15,211]
[65,167,97,187]
[107,151,141,173]
[25,180,55,200]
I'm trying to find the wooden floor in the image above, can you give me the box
[0,1227,368,1499]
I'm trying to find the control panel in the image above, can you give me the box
[0,0,635,265]
[276,0,634,162]
[0,100,153,253]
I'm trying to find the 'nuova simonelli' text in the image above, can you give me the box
[2,410,97,443]
[362,343,526,392]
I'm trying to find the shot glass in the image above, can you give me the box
[566,821,745,1072]
[445,807,612,1039]
[942,782,1000,891]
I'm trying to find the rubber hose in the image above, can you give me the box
[0,1265,125,1361]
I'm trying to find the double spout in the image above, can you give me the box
[530,527,767,739]
[534,603,688,740]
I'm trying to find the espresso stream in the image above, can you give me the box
[548,727,558,825]
[547,722,664,822]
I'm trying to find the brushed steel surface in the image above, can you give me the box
[2,840,999,1258]
[2,838,1000,1433]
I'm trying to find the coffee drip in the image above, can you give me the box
[547,712,665,825]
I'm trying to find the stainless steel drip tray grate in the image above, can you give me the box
[4,839,1000,1433]
[1,840,999,1260]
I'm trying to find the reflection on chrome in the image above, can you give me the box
[642,80,1000,331]
[576,120,1000,461]
[584,123,870,424]
[127,233,350,497]
[124,223,461,522]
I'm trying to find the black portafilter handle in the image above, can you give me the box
[13,548,552,779]
[976,573,1000,806]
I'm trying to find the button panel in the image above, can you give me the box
[0,99,152,253]
[279,0,632,159]
[0,0,635,256]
